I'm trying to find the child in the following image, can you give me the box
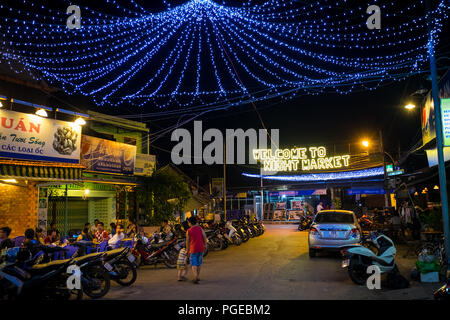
[177,247,188,281]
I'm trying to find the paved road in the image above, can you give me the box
[105,224,440,300]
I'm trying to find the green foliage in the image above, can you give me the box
[136,169,191,225]
[418,207,443,231]
[332,197,342,209]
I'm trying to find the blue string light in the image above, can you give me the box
[242,166,385,182]
[0,0,447,108]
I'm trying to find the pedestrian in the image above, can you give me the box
[316,202,324,214]
[186,216,207,284]
[177,246,188,281]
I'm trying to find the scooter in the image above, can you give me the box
[132,233,178,268]
[298,214,313,231]
[341,232,397,285]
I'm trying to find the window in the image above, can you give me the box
[315,212,354,223]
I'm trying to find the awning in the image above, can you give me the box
[0,159,84,181]
[183,194,209,212]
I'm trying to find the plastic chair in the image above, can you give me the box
[63,245,79,258]
[121,240,134,248]
[13,236,25,247]
[97,241,109,252]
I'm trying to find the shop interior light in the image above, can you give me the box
[0,101,3,108]
[434,185,439,190]
[414,192,419,196]
[35,108,48,117]
[74,117,86,126]
[2,179,17,183]
[404,103,416,110]
[84,189,90,195]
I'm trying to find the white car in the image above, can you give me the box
[308,210,361,257]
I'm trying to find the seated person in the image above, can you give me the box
[35,227,45,245]
[0,227,14,253]
[94,222,109,244]
[126,219,137,238]
[47,222,61,241]
[108,224,125,249]
[45,230,61,245]
[76,227,93,242]
[22,228,40,257]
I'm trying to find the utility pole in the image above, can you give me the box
[223,141,226,221]
[379,130,391,208]
[260,166,264,221]
[426,0,450,267]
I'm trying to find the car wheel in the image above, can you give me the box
[309,249,316,258]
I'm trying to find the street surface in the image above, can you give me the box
[105,224,441,300]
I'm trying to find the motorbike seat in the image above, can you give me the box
[72,252,104,264]
[104,248,126,260]
[30,259,70,273]
[151,242,168,249]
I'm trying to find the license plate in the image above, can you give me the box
[104,263,113,271]
[342,259,349,268]
[127,254,135,262]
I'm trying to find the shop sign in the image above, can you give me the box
[211,178,223,197]
[134,153,156,176]
[269,189,327,197]
[347,188,385,195]
[253,147,350,172]
[442,98,450,147]
[80,135,136,175]
[0,109,81,163]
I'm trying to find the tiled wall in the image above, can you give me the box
[0,182,38,238]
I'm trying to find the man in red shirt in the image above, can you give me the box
[94,222,109,244]
[186,216,207,284]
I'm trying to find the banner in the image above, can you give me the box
[80,135,136,174]
[0,109,81,163]
[211,178,223,197]
[134,153,156,176]
[442,98,450,147]
[425,147,450,168]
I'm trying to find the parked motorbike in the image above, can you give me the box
[298,214,313,231]
[0,247,82,300]
[132,232,178,268]
[225,221,242,245]
[341,232,397,285]
[103,247,138,287]
[358,214,374,230]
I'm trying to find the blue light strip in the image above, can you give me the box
[242,166,385,182]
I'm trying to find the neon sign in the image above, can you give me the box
[253,147,350,172]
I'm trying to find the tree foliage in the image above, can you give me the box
[136,168,191,225]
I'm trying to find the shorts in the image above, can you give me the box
[190,252,203,267]
[177,264,186,270]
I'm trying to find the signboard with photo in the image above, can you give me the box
[134,153,156,176]
[80,135,136,175]
[0,109,81,163]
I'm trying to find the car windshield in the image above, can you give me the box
[315,212,354,224]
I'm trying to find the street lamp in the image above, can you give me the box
[361,140,370,148]
[404,103,416,110]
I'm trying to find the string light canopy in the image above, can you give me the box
[0,0,448,109]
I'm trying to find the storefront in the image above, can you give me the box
[245,144,386,221]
